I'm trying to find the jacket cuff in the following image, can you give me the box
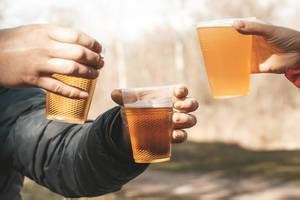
[93,106,148,167]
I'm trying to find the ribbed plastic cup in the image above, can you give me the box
[121,85,174,163]
[46,74,97,124]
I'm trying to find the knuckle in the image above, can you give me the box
[87,39,96,49]
[72,47,85,60]
[24,75,39,85]
[53,84,63,94]
[68,89,79,98]
[72,31,81,43]
[87,66,94,75]
[67,62,79,75]
[85,67,96,79]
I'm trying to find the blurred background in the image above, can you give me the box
[2,0,300,199]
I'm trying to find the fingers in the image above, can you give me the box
[112,85,191,106]
[111,89,124,105]
[173,85,188,98]
[37,77,88,98]
[48,26,102,53]
[49,42,103,68]
[259,53,300,73]
[173,112,197,129]
[174,97,199,113]
[45,58,99,79]
[233,20,275,37]
[171,130,187,144]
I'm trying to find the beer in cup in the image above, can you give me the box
[197,18,252,98]
[197,18,279,98]
[46,74,97,124]
[121,86,174,163]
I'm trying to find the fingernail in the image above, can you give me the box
[100,46,106,57]
[97,56,104,69]
[175,88,185,97]
[233,20,245,29]
[94,70,100,78]
[174,101,183,109]
[173,130,180,139]
[79,92,89,98]
[97,55,101,65]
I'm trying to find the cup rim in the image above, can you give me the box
[121,84,179,93]
[121,84,179,108]
[196,17,257,28]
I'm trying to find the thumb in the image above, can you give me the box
[233,20,275,38]
[259,53,299,73]
[111,89,124,105]
[111,89,138,106]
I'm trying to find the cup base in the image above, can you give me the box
[47,115,85,124]
[212,93,249,99]
[134,157,170,164]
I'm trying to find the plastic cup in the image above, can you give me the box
[121,85,174,163]
[46,74,97,124]
[197,18,254,98]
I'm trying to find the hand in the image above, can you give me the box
[233,20,300,88]
[0,24,104,98]
[111,85,199,143]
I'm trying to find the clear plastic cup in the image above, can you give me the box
[121,85,174,163]
[197,17,280,98]
[197,18,254,98]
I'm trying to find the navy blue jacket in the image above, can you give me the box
[0,88,147,200]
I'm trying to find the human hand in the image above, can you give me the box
[111,85,199,143]
[233,20,300,74]
[0,24,103,98]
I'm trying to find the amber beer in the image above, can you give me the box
[121,85,174,163]
[46,74,96,124]
[124,107,173,163]
[197,24,252,98]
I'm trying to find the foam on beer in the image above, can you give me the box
[196,17,258,28]
[122,86,174,108]
[124,98,172,108]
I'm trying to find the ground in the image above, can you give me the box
[23,142,300,200]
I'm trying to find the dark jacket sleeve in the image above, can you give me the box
[0,88,148,198]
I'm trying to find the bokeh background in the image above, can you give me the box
[2,0,300,199]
